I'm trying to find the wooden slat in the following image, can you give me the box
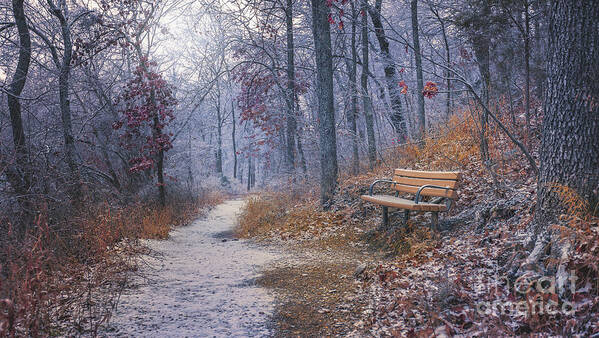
[360,195,448,211]
[392,184,458,199]
[393,176,459,189]
[394,169,461,180]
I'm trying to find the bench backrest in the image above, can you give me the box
[392,169,461,199]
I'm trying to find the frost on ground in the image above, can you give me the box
[103,200,280,337]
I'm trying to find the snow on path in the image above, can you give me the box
[105,200,279,337]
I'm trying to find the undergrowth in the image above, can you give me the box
[0,191,224,336]
[236,192,346,240]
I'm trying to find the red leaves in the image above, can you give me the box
[327,13,336,25]
[399,80,408,94]
[422,81,438,99]
[326,0,347,28]
[129,157,154,172]
[112,121,123,130]
[115,59,176,173]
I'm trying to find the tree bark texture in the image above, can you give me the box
[6,0,33,200]
[285,0,297,173]
[535,0,599,229]
[48,0,83,203]
[311,0,338,207]
[362,0,377,168]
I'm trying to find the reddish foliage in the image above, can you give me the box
[114,58,176,173]
[422,81,439,98]
[399,80,408,95]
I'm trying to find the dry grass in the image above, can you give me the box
[389,113,480,171]
[235,192,348,241]
[235,192,293,238]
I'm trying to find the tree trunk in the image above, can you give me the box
[535,0,599,231]
[348,2,359,175]
[526,0,599,281]
[250,156,256,188]
[311,0,338,207]
[471,33,491,163]
[6,0,33,201]
[361,0,377,168]
[524,0,532,138]
[232,101,237,179]
[216,103,223,176]
[152,100,166,206]
[410,0,426,141]
[367,0,407,140]
[49,0,82,204]
[246,155,251,191]
[296,128,307,174]
[285,0,296,174]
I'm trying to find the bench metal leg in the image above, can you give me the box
[431,212,439,231]
[403,210,410,223]
[382,206,389,227]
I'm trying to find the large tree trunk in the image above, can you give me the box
[361,0,377,168]
[526,0,599,281]
[310,0,338,207]
[410,0,426,141]
[49,0,82,203]
[6,0,33,202]
[284,0,296,173]
[367,0,407,140]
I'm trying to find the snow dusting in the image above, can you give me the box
[105,200,279,337]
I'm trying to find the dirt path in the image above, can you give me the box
[104,200,281,337]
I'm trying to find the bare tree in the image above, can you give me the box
[5,0,34,205]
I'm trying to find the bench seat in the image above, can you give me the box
[360,195,448,212]
[361,169,461,230]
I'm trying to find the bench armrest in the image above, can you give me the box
[368,179,395,195]
[414,185,453,204]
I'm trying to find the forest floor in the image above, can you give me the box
[255,224,383,336]
[236,170,598,336]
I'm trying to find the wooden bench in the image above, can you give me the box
[361,169,461,230]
